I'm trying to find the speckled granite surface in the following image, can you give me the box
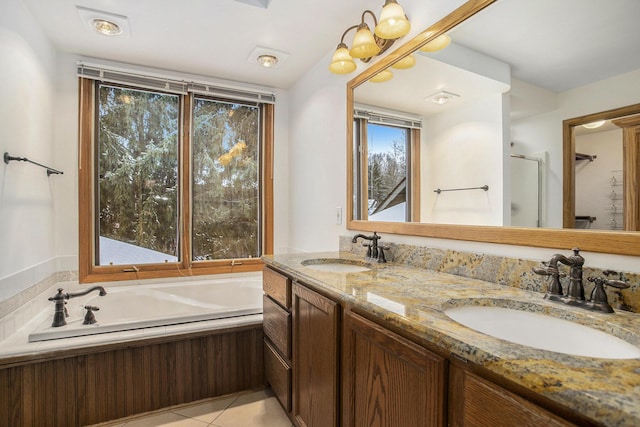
[340,236,640,314]
[263,251,640,427]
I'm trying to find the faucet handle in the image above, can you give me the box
[587,275,630,313]
[83,305,100,325]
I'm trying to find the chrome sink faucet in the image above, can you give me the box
[48,286,107,327]
[352,232,387,263]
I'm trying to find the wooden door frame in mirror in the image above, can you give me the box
[563,103,640,231]
[346,0,640,256]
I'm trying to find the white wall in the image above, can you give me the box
[1,0,293,297]
[422,93,506,225]
[286,0,467,253]
[0,0,58,297]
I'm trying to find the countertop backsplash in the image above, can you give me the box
[339,235,640,314]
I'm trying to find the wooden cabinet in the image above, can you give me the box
[448,360,576,427]
[342,310,447,427]
[292,281,339,427]
[265,264,582,427]
[263,267,293,413]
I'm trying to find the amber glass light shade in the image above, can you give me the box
[369,69,393,83]
[329,44,357,74]
[375,1,410,39]
[349,24,381,58]
[419,34,451,52]
[391,54,415,69]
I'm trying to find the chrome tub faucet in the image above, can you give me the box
[48,286,107,327]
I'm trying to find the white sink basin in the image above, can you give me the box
[301,258,371,273]
[445,306,640,359]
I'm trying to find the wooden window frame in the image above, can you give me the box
[78,78,274,283]
[353,118,421,222]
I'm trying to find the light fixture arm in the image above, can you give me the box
[339,24,360,46]
[361,10,378,28]
[329,0,411,73]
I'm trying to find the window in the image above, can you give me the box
[353,108,421,222]
[79,69,274,283]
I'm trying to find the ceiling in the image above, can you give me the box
[19,0,640,92]
[22,0,381,89]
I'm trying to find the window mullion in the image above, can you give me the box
[181,93,193,269]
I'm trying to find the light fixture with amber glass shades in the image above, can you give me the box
[329,0,410,75]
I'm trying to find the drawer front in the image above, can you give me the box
[263,295,291,358]
[265,338,292,412]
[263,267,291,309]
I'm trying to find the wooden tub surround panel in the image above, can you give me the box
[0,326,264,427]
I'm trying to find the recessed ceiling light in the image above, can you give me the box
[427,90,460,105]
[257,55,278,68]
[248,46,289,69]
[77,6,131,38]
[90,19,122,36]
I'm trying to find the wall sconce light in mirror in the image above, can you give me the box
[329,0,410,75]
[391,54,416,69]
[370,69,394,83]
[419,34,451,52]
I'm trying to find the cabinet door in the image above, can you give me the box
[342,311,446,427]
[449,361,576,427]
[292,282,339,427]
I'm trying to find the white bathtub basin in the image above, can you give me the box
[301,258,371,273]
[445,305,640,359]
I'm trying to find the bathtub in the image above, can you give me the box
[28,273,263,342]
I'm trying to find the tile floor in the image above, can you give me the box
[92,389,293,427]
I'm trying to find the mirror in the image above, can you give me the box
[346,0,640,256]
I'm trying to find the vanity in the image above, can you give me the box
[262,250,640,427]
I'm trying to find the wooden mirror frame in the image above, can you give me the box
[346,0,640,256]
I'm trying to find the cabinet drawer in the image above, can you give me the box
[263,267,291,309]
[263,295,291,358]
[265,338,291,412]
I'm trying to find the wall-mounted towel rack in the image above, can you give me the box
[575,152,597,162]
[434,185,489,194]
[3,152,63,176]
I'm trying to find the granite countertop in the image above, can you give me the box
[263,251,640,427]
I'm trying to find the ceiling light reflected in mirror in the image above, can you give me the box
[428,90,460,105]
[582,120,606,129]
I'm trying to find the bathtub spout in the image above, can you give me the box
[67,286,107,299]
[48,286,107,327]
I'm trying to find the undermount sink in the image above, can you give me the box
[445,305,640,359]
[301,258,371,273]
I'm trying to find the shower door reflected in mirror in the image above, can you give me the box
[510,154,542,228]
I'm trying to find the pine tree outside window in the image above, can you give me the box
[78,73,274,283]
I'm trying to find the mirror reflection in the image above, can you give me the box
[351,0,640,231]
